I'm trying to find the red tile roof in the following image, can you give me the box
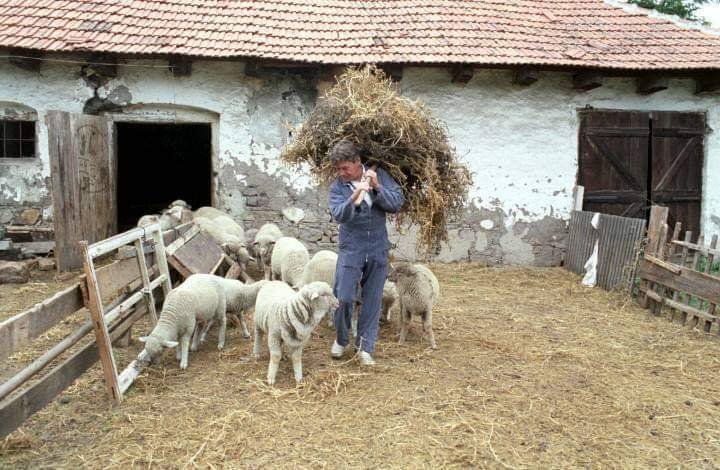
[0,0,719,70]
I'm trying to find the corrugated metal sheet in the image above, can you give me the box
[564,210,646,290]
[565,211,597,275]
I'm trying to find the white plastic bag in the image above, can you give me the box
[581,212,601,287]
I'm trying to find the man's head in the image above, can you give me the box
[330,140,363,182]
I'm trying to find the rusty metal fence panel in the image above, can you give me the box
[564,210,646,290]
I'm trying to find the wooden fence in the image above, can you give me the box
[638,206,720,334]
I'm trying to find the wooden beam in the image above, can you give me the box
[244,60,260,77]
[8,48,42,72]
[695,74,720,94]
[169,56,192,77]
[573,72,603,91]
[380,64,403,82]
[513,67,538,86]
[637,76,668,95]
[451,65,474,84]
[639,259,720,305]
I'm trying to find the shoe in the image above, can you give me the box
[357,350,376,366]
[330,341,346,359]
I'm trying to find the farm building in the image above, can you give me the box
[0,0,719,267]
[2,1,720,468]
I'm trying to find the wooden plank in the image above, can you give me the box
[671,239,720,259]
[80,241,122,404]
[47,111,114,272]
[0,299,149,439]
[165,224,200,257]
[638,257,720,305]
[647,206,669,257]
[644,255,681,274]
[636,76,668,95]
[641,288,717,324]
[14,241,55,254]
[704,235,718,331]
[0,285,83,362]
[134,239,158,325]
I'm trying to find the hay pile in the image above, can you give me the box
[281,65,472,254]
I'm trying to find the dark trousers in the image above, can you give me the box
[333,258,387,353]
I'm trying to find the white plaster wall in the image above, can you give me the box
[2,57,720,251]
[401,67,720,234]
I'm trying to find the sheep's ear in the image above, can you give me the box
[310,291,320,300]
[253,241,259,246]
[138,336,150,343]
[162,340,179,348]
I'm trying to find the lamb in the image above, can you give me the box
[270,236,310,288]
[138,274,230,369]
[193,206,232,222]
[194,216,254,276]
[137,201,192,231]
[390,262,440,349]
[350,279,399,336]
[253,223,284,280]
[253,281,339,385]
[300,249,338,325]
[192,278,269,348]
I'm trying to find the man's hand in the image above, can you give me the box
[352,181,370,205]
[364,169,380,189]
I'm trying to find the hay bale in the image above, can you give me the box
[280,65,472,254]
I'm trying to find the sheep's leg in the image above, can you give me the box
[253,325,263,360]
[217,313,227,350]
[239,312,251,339]
[267,334,282,385]
[190,324,201,352]
[423,310,437,350]
[398,303,410,346]
[350,303,359,338]
[179,334,191,370]
[197,320,214,348]
[290,347,303,384]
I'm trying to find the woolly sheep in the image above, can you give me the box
[390,263,440,349]
[270,236,310,288]
[253,223,284,280]
[299,250,338,326]
[138,274,230,370]
[193,206,231,222]
[194,216,254,276]
[192,279,269,349]
[349,280,399,336]
[253,281,339,385]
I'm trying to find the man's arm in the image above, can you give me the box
[329,182,367,223]
[371,168,404,213]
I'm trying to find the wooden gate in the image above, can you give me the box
[47,111,116,271]
[650,112,704,236]
[579,110,704,232]
[578,110,649,219]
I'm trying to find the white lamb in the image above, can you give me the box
[194,216,254,277]
[253,223,284,280]
[253,281,339,385]
[193,206,231,222]
[138,274,230,369]
[299,250,338,326]
[270,236,310,288]
[391,263,440,349]
[192,279,269,348]
[350,279,399,335]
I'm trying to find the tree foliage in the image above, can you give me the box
[628,0,713,21]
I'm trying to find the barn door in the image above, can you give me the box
[651,112,704,235]
[579,111,650,219]
[47,111,115,271]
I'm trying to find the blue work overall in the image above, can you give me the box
[328,166,404,353]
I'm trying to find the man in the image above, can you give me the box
[327,140,404,365]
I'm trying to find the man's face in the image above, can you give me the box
[335,158,363,182]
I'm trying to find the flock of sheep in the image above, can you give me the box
[135,201,440,385]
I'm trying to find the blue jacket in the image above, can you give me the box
[328,166,404,267]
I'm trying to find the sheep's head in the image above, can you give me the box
[168,199,191,209]
[138,335,178,363]
[222,241,255,266]
[253,237,276,263]
[300,281,339,322]
[387,262,416,282]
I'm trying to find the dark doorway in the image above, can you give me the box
[116,122,211,231]
[578,110,704,235]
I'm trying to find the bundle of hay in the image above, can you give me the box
[280,65,472,254]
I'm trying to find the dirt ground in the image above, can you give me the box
[1,263,720,468]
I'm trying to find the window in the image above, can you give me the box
[0,120,36,158]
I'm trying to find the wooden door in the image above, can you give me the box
[47,111,115,271]
[651,112,704,235]
[579,110,650,219]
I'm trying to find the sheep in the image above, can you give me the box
[298,250,338,326]
[253,281,339,385]
[253,223,284,280]
[194,216,254,278]
[164,200,193,224]
[192,278,269,349]
[138,274,230,370]
[349,279,399,336]
[389,262,440,349]
[270,236,310,288]
[193,206,232,222]
[136,205,186,231]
